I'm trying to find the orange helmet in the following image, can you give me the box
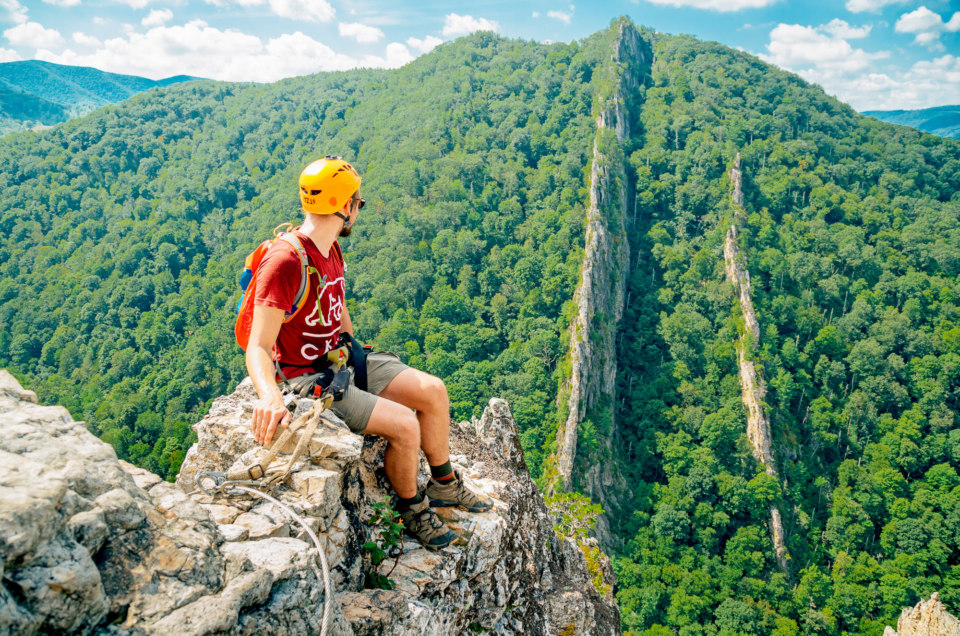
[299,156,361,215]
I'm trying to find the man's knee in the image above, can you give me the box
[423,374,448,405]
[391,411,421,449]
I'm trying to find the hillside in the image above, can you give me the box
[864,105,960,140]
[0,30,607,483]
[0,85,69,127]
[0,60,202,135]
[1,17,960,635]
[607,31,960,635]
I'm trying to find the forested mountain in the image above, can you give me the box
[2,18,959,635]
[0,60,201,135]
[0,84,69,129]
[0,30,605,481]
[609,31,960,635]
[864,105,960,140]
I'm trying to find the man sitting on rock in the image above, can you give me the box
[245,156,491,550]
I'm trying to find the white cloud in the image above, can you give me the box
[204,0,260,6]
[406,35,442,54]
[72,31,101,47]
[854,55,960,109]
[641,0,778,11]
[895,7,960,47]
[338,21,383,43]
[441,13,499,37]
[116,0,150,8]
[4,21,64,49]
[845,0,907,13]
[532,11,540,18]
[269,0,334,22]
[823,18,871,38]
[1,0,28,24]
[762,23,887,73]
[759,21,960,110]
[203,0,334,20]
[0,47,21,62]
[547,10,572,24]
[382,42,413,67]
[34,21,417,82]
[42,0,80,6]
[895,6,941,31]
[142,9,173,27]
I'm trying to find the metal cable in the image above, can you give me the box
[230,486,333,636]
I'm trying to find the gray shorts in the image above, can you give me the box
[329,352,409,434]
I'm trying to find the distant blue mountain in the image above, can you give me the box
[863,105,960,140]
[0,60,204,135]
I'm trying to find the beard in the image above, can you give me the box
[339,223,353,237]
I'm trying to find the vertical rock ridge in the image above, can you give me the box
[549,22,645,522]
[723,152,790,572]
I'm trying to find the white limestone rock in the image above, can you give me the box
[885,593,960,636]
[1,371,620,635]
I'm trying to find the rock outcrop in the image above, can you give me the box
[549,20,649,546]
[884,593,960,636]
[723,153,789,572]
[0,370,619,635]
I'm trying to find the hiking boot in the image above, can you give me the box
[399,497,458,550]
[425,470,493,513]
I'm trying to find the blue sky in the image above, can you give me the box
[2,0,959,111]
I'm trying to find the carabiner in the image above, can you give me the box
[195,471,265,496]
[196,471,227,494]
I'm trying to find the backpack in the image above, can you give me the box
[234,223,311,351]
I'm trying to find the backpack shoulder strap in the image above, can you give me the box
[277,233,310,319]
[331,240,345,269]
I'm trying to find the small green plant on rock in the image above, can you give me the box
[545,491,610,597]
[363,500,403,590]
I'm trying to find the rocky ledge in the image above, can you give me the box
[884,593,960,636]
[0,370,619,635]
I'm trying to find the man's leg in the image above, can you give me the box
[377,368,450,466]
[378,368,492,513]
[362,393,457,549]
[361,396,421,498]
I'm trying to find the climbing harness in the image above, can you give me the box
[276,333,370,399]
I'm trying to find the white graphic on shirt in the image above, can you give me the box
[299,275,345,361]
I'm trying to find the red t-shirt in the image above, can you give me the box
[253,229,345,379]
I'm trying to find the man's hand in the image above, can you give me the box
[252,397,290,445]
[246,304,289,445]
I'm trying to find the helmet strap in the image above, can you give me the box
[332,211,349,222]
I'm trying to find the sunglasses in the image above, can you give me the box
[353,196,366,210]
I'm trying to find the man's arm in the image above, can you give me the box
[245,304,290,445]
[340,303,354,337]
